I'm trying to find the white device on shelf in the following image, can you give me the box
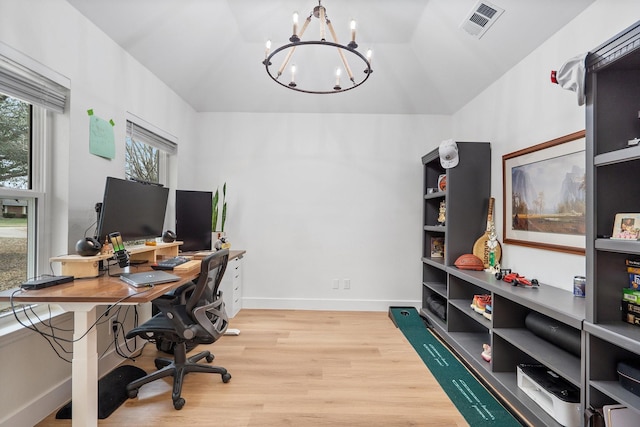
[517,365,581,427]
[602,404,634,427]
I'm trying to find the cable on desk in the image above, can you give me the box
[9,286,155,363]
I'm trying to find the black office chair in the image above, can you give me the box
[125,249,232,410]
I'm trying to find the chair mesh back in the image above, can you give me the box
[190,249,229,340]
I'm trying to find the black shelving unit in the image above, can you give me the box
[421,141,588,426]
[585,20,640,416]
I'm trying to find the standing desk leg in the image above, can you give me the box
[62,304,99,427]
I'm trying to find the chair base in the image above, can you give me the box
[126,343,231,410]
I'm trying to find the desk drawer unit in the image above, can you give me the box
[220,256,242,317]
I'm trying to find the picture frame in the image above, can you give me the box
[430,236,444,258]
[502,130,586,255]
[611,213,640,240]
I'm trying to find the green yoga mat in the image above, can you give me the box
[389,307,523,426]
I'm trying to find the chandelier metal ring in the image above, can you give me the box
[264,41,372,94]
[263,1,373,95]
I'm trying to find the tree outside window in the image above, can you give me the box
[0,94,30,189]
[125,137,159,184]
[0,94,31,293]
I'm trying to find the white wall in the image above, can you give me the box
[0,0,197,425]
[0,0,638,424]
[1,0,197,254]
[196,112,451,310]
[452,0,640,290]
[0,1,448,424]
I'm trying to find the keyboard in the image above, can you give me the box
[151,256,190,270]
[21,275,74,290]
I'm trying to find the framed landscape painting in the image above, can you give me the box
[502,130,586,255]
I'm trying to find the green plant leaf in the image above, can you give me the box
[221,182,227,232]
[212,189,219,231]
[221,202,227,232]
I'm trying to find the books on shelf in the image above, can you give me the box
[626,257,640,268]
[622,258,640,327]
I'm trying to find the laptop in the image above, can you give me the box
[119,270,181,288]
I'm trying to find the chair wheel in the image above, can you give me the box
[222,373,232,383]
[173,397,185,410]
[206,354,214,363]
[127,388,138,399]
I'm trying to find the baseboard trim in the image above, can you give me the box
[0,377,70,427]
[1,340,138,427]
[241,297,420,312]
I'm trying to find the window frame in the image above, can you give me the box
[125,113,177,187]
[0,102,58,329]
[0,42,69,332]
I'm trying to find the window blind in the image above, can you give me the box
[0,43,69,113]
[126,120,178,155]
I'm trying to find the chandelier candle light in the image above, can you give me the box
[263,0,373,94]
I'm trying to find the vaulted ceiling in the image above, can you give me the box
[67,0,595,114]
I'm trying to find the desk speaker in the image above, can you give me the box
[76,237,102,256]
[162,230,177,243]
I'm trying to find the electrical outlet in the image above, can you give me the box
[344,279,351,290]
[109,315,117,336]
[333,279,340,289]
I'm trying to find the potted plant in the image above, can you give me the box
[212,183,229,249]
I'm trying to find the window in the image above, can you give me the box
[0,96,44,312]
[126,136,160,183]
[125,117,177,186]
[0,42,69,317]
[0,95,32,297]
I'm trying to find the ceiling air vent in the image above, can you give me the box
[460,1,504,39]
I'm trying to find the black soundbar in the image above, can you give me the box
[21,275,74,290]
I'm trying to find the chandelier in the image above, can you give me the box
[262,1,373,94]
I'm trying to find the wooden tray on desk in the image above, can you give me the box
[50,241,183,278]
[173,260,201,273]
[192,250,245,261]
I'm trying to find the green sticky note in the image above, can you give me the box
[89,115,115,159]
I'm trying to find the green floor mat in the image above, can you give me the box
[389,307,523,426]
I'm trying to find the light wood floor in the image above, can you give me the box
[38,309,469,426]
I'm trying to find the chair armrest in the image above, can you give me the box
[193,294,228,341]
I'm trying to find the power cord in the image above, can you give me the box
[10,286,154,363]
[111,306,144,360]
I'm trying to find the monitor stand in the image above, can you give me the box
[107,264,132,277]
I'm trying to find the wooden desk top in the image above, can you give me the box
[0,268,196,305]
[0,249,246,305]
[186,249,246,260]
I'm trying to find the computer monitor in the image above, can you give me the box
[175,189,212,252]
[96,177,169,244]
